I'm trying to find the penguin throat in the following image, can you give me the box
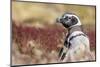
[68,25,82,34]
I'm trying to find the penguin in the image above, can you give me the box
[57,13,93,62]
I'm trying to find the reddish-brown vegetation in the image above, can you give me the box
[12,22,96,54]
[12,22,96,64]
[12,22,67,54]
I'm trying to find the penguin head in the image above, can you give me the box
[56,13,81,28]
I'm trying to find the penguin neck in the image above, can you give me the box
[68,25,83,35]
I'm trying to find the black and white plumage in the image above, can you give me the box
[57,13,93,62]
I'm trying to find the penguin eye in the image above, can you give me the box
[68,17,71,19]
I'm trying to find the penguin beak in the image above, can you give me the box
[56,17,60,23]
[56,17,63,23]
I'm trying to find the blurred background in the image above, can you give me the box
[12,1,96,65]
